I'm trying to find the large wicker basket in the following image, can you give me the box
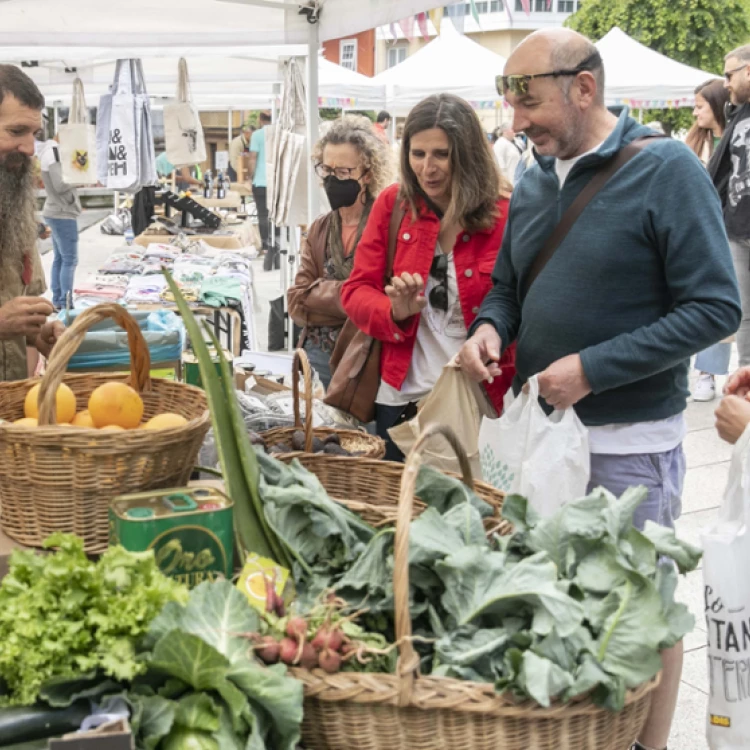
[262,348,385,462]
[291,424,659,750]
[0,304,210,553]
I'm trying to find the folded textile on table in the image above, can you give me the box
[124,274,169,304]
[73,282,127,301]
[199,275,244,307]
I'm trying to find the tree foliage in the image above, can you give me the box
[566,0,750,132]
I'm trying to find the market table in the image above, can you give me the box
[135,219,259,251]
[192,191,243,209]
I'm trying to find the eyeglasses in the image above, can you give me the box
[429,254,449,312]
[725,63,748,82]
[314,163,361,180]
[496,51,602,97]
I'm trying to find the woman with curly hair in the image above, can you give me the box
[341,93,516,460]
[287,116,392,388]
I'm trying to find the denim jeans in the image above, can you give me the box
[730,239,750,367]
[46,217,79,309]
[695,342,732,376]
[303,339,332,390]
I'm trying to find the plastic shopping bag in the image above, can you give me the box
[58,78,97,186]
[389,358,497,478]
[478,374,589,517]
[703,426,750,749]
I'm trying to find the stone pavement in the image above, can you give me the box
[58,217,727,750]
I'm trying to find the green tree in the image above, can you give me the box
[567,0,749,133]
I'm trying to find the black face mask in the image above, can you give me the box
[323,175,361,211]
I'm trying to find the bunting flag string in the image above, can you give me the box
[398,16,415,42]
[445,0,465,34]
[429,7,444,34]
[416,12,430,41]
[520,0,531,15]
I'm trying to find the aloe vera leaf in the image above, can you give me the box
[162,269,276,562]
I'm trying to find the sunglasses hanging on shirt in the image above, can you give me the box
[429,253,449,312]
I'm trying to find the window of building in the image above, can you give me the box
[475,1,489,12]
[558,0,576,11]
[340,39,357,72]
[387,45,408,69]
[534,0,552,10]
[490,0,502,10]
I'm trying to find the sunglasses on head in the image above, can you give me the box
[429,253,449,313]
[496,50,602,97]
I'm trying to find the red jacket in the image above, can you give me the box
[341,184,515,414]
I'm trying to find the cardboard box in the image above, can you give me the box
[134,233,242,250]
[52,718,133,749]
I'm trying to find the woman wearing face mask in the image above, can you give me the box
[685,79,732,402]
[287,116,393,388]
[341,93,516,461]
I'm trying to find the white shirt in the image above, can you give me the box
[555,142,685,455]
[377,242,466,407]
[494,137,522,186]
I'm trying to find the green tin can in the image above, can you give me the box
[109,487,234,588]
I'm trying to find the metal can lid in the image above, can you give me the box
[126,507,154,520]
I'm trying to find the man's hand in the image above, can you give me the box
[0,297,55,340]
[38,224,51,240]
[716,395,750,444]
[385,272,427,322]
[536,354,592,410]
[724,367,750,398]
[34,320,65,359]
[457,323,503,383]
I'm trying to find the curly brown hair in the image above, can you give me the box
[399,94,510,232]
[312,115,394,201]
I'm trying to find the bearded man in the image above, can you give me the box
[0,65,63,380]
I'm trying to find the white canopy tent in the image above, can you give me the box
[375,21,507,116]
[596,27,718,109]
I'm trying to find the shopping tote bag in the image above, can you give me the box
[703,426,750,749]
[389,357,496,478]
[164,58,206,167]
[133,59,158,187]
[58,78,97,186]
[478,374,589,517]
[106,60,139,191]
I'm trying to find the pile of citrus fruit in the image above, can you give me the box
[16,382,188,431]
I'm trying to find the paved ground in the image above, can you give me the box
[60,215,726,750]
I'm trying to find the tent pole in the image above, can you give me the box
[228,107,233,144]
[307,20,321,222]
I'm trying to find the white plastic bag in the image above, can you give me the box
[478,374,589,517]
[703,426,750,749]
[164,58,206,167]
[58,78,97,186]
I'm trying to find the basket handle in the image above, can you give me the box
[393,423,474,706]
[38,304,152,426]
[291,348,314,452]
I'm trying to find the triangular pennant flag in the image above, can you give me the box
[389,21,398,40]
[398,16,415,42]
[521,0,531,14]
[429,7,444,34]
[416,12,430,41]
[470,0,481,25]
[445,0,465,34]
[547,0,552,7]
[500,0,514,22]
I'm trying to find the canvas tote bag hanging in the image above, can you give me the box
[58,78,97,186]
[133,59,158,187]
[105,59,140,191]
[164,58,206,167]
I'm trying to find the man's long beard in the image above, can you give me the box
[0,155,38,297]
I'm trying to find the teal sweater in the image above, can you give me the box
[473,110,741,426]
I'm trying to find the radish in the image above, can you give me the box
[318,648,342,674]
[299,642,318,669]
[256,636,280,665]
[312,627,343,653]
[279,637,299,665]
[285,616,307,641]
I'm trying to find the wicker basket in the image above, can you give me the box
[262,348,384,462]
[0,304,210,553]
[291,424,659,750]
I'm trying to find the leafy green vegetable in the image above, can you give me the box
[0,534,187,707]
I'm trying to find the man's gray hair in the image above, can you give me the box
[550,38,605,104]
[726,44,750,64]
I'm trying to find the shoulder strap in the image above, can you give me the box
[386,199,406,281]
[521,135,666,300]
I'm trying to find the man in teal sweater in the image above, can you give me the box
[459,28,741,750]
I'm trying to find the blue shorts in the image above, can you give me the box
[587,445,685,530]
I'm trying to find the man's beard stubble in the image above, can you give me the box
[0,153,38,297]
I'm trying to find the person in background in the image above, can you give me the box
[249,111,278,270]
[687,79,732,401]
[458,29,741,750]
[228,123,254,182]
[155,151,201,192]
[373,111,391,145]
[709,44,750,370]
[493,126,523,185]
[39,132,81,312]
[0,64,64,379]
[287,117,392,388]
[392,123,404,163]
[341,93,516,461]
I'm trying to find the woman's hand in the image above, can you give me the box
[725,366,750,397]
[715,395,750,444]
[386,272,427,322]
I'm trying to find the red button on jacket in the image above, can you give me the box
[341,184,516,415]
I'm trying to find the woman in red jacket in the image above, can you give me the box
[341,93,516,460]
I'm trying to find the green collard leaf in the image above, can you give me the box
[602,486,648,540]
[128,693,177,750]
[175,693,221,733]
[654,563,696,649]
[640,521,703,574]
[39,673,121,708]
[564,653,617,704]
[442,502,487,547]
[415,465,494,517]
[435,627,510,681]
[500,494,539,532]
[408,507,466,565]
[616,527,659,578]
[518,651,574,707]
[574,546,631,595]
[335,530,394,611]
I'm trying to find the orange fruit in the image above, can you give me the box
[100,424,126,431]
[142,413,188,430]
[14,417,38,427]
[24,383,76,423]
[88,382,144,429]
[71,410,96,428]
